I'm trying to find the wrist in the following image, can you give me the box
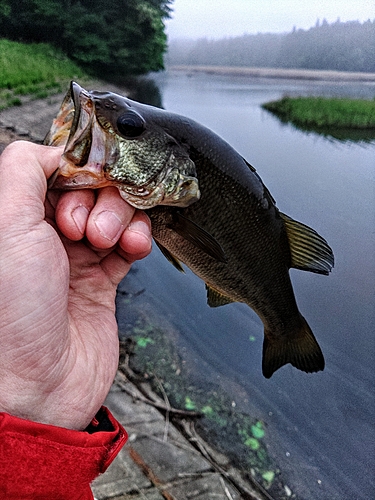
[0,368,114,430]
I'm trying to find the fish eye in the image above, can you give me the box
[117,110,145,138]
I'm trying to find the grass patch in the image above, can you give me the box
[262,96,375,141]
[0,39,86,110]
[262,96,375,129]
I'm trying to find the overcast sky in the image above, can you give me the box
[165,0,374,39]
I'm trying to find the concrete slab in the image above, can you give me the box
[92,446,151,499]
[167,473,241,499]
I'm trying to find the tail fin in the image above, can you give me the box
[262,316,325,378]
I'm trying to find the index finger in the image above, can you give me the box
[0,141,63,223]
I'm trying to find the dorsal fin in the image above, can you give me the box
[155,240,185,273]
[280,212,334,275]
[206,284,235,308]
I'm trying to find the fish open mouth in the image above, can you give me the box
[46,82,118,190]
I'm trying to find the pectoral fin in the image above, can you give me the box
[280,212,334,275]
[206,285,235,307]
[170,212,227,263]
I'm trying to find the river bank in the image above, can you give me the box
[168,65,375,82]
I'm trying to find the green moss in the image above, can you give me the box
[184,396,196,410]
[244,437,260,450]
[135,336,154,348]
[262,470,275,484]
[201,405,214,416]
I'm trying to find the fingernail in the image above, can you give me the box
[127,221,152,243]
[95,211,123,241]
[71,205,89,234]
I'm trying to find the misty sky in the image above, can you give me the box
[165,0,374,39]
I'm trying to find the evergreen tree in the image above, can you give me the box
[0,0,172,76]
[167,19,375,74]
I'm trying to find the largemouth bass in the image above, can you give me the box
[46,82,334,378]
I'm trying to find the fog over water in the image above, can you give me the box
[166,0,373,39]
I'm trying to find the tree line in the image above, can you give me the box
[0,0,172,77]
[166,19,375,73]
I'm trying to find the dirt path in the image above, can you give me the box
[0,91,66,153]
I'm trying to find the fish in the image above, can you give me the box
[46,81,334,378]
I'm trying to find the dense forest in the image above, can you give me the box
[167,19,375,73]
[0,0,172,77]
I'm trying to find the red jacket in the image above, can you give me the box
[0,406,127,500]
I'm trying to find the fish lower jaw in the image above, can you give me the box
[51,172,114,190]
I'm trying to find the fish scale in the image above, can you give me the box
[149,151,298,328]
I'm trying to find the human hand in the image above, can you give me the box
[0,141,152,430]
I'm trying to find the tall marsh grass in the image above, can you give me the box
[262,96,375,130]
[0,39,85,109]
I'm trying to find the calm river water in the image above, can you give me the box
[117,71,375,499]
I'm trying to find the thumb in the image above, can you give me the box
[0,141,63,225]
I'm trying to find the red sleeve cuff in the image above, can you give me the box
[0,406,127,500]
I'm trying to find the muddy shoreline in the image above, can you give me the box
[168,65,375,82]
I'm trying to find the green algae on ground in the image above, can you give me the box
[251,421,266,439]
[244,437,261,451]
[262,470,276,484]
[201,405,214,416]
[184,396,196,410]
[121,313,287,496]
[135,336,155,348]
